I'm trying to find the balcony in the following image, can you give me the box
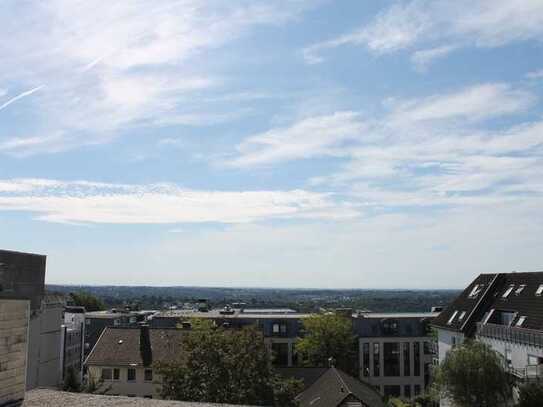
[476,322,543,348]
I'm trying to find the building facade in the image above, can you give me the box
[433,272,543,405]
[60,306,86,383]
[0,249,63,390]
[354,312,438,400]
[0,299,29,407]
[150,307,310,367]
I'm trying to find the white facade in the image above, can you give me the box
[87,365,160,398]
[436,329,464,364]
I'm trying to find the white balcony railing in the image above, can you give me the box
[476,322,543,348]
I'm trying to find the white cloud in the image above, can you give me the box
[526,70,543,80]
[0,1,313,155]
[0,179,358,224]
[389,83,534,125]
[411,45,457,71]
[304,0,543,68]
[228,111,366,167]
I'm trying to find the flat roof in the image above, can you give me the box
[23,389,257,406]
[356,312,440,319]
[154,309,312,319]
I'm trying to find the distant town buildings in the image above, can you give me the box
[60,306,86,383]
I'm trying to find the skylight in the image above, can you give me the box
[447,310,459,325]
[468,284,484,298]
[536,285,543,296]
[516,316,527,327]
[515,285,526,295]
[458,311,467,322]
[502,285,515,298]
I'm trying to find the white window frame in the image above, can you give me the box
[502,285,515,298]
[516,316,527,327]
[536,285,543,296]
[515,285,526,295]
[468,285,483,298]
[458,311,467,322]
[447,311,458,325]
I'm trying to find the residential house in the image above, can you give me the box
[84,326,185,398]
[291,367,385,407]
[433,272,543,382]
[84,309,141,356]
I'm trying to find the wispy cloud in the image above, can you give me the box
[0,1,314,155]
[526,69,543,80]
[0,179,359,224]
[303,0,543,68]
[228,111,366,167]
[0,85,44,112]
[411,45,457,72]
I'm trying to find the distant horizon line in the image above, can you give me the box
[45,282,462,291]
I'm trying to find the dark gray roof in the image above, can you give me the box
[433,272,543,335]
[295,368,384,407]
[85,327,186,367]
[275,367,328,391]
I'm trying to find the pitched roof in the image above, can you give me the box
[85,327,185,367]
[295,368,384,407]
[433,272,543,334]
[275,367,328,391]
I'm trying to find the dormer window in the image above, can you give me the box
[502,285,515,298]
[536,285,543,296]
[447,310,459,325]
[458,311,467,322]
[468,284,484,298]
[515,285,526,295]
[516,316,527,327]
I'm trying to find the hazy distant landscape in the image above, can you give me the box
[47,285,459,313]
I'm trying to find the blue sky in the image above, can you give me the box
[1,0,542,288]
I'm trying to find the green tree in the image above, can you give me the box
[295,314,356,374]
[517,381,543,407]
[63,366,81,392]
[432,340,513,407]
[157,325,301,406]
[70,291,105,312]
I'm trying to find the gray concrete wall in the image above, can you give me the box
[0,299,29,406]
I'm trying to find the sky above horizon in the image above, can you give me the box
[1,0,542,289]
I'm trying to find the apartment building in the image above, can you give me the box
[0,249,64,390]
[150,306,310,367]
[354,311,438,400]
[433,272,543,383]
[60,306,86,383]
[85,326,185,398]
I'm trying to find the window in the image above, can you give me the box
[113,368,120,380]
[384,385,401,398]
[271,343,289,366]
[144,369,153,382]
[516,316,527,327]
[384,343,400,377]
[423,341,433,355]
[113,319,120,326]
[414,342,421,376]
[403,342,410,376]
[458,311,467,322]
[382,319,399,336]
[536,285,543,296]
[373,343,380,377]
[404,385,411,399]
[362,343,370,377]
[515,285,526,295]
[502,285,515,298]
[101,368,112,380]
[144,395,153,399]
[127,368,136,381]
[414,385,421,396]
[447,311,458,325]
[468,284,484,298]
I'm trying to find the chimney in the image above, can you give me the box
[139,324,152,367]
